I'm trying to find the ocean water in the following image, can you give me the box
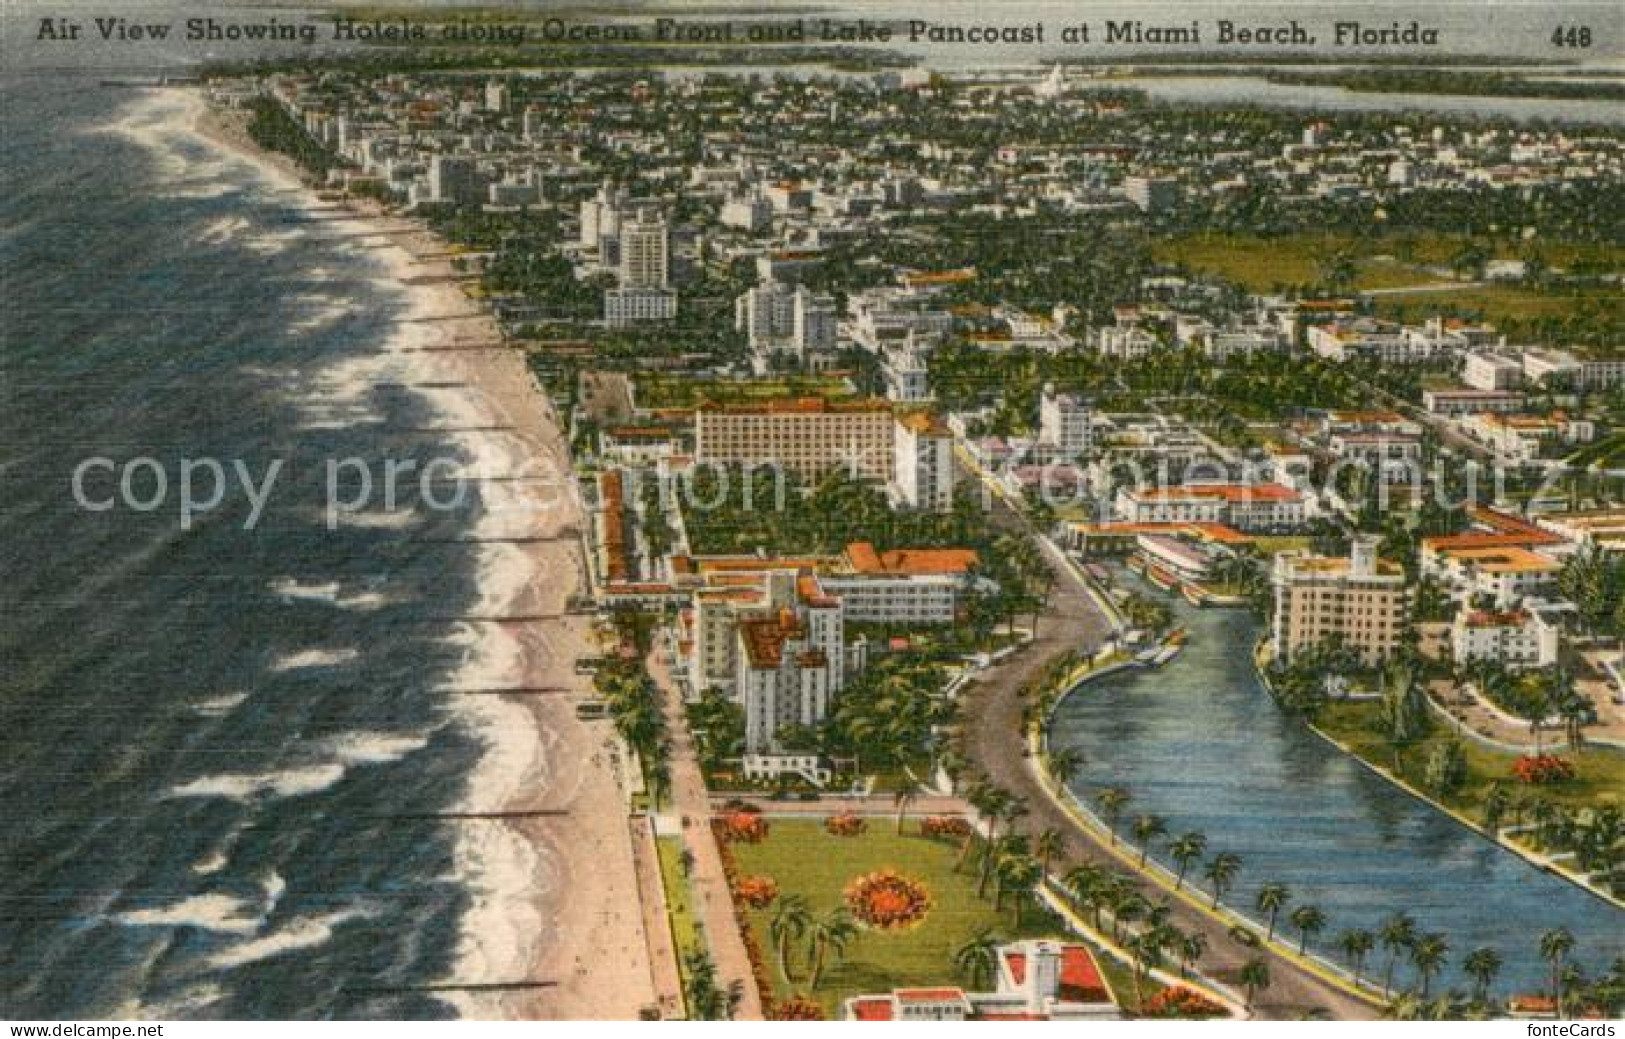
[0,78,529,1018]
[1048,571,1625,998]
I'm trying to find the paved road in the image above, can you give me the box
[646,645,766,1021]
[955,463,1379,1020]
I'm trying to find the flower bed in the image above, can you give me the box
[720,811,771,843]
[844,869,932,930]
[734,874,780,908]
[712,818,778,1010]
[769,996,827,1020]
[1512,754,1575,785]
[1142,985,1228,1019]
[920,816,972,840]
[824,813,867,837]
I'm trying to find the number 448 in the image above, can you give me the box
[1551,26,1592,47]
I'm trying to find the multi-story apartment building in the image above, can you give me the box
[735,571,845,754]
[1271,538,1411,665]
[1038,385,1092,459]
[892,412,955,511]
[618,213,669,289]
[820,541,980,624]
[1451,608,1559,672]
[694,398,896,482]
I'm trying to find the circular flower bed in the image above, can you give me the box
[720,811,770,843]
[770,996,826,1020]
[1512,754,1575,785]
[734,874,780,908]
[920,816,972,840]
[824,813,867,837]
[844,869,932,930]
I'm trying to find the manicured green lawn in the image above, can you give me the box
[727,819,1103,1017]
[656,835,707,999]
[1316,701,1625,820]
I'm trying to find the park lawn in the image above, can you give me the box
[656,835,708,1000]
[727,819,1125,1017]
[1151,232,1451,293]
[1316,700,1625,821]
[1373,283,1625,329]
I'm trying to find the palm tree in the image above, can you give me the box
[998,854,1043,927]
[1064,863,1108,930]
[804,908,858,990]
[954,928,1003,991]
[1178,932,1208,979]
[1410,932,1449,998]
[892,775,923,835]
[1483,781,1512,836]
[1168,831,1207,890]
[1290,904,1327,955]
[1131,813,1168,868]
[1255,883,1291,944]
[1464,946,1502,1005]
[1203,851,1241,909]
[1046,745,1085,789]
[1034,827,1066,876]
[1338,928,1375,985]
[1127,930,1165,1008]
[1379,911,1417,996]
[1239,956,1271,1015]
[958,782,997,871]
[1540,927,1576,1016]
[769,894,812,984]
[1096,786,1131,846]
[979,796,1027,899]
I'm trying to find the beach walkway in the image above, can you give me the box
[646,646,766,1020]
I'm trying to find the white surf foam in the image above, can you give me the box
[270,647,360,672]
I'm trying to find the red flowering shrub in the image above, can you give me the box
[734,875,780,908]
[824,813,867,837]
[920,816,972,840]
[1143,985,1227,1019]
[844,869,932,930]
[719,811,770,843]
[770,996,826,1020]
[1512,755,1575,785]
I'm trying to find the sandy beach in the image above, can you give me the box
[189,96,660,1020]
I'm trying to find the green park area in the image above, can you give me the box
[1314,701,1625,895]
[721,817,1134,1018]
[1152,232,1625,344]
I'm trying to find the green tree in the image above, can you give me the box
[1096,786,1132,846]
[1379,911,1418,996]
[1410,932,1450,998]
[1540,927,1576,1016]
[1203,851,1242,909]
[1168,831,1208,891]
[805,907,858,990]
[1290,904,1327,955]
[1256,883,1291,944]
[954,927,1003,990]
[1464,946,1502,1005]
[1131,813,1168,868]
[1338,928,1375,985]
[1239,957,1272,1014]
[769,894,812,984]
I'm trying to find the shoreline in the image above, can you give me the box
[186,92,661,1019]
